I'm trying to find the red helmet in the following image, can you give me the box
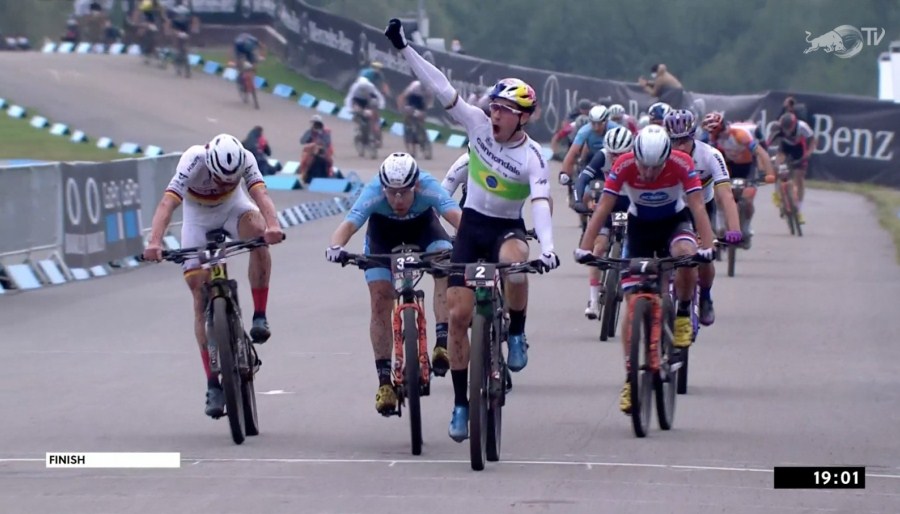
[702,112,725,134]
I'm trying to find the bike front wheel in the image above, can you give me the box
[403,308,423,456]
[468,312,490,471]
[629,297,654,438]
[211,297,245,444]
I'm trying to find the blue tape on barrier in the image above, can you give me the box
[316,100,337,115]
[71,130,88,143]
[50,123,70,136]
[89,265,108,277]
[118,142,142,154]
[29,116,49,129]
[272,84,296,98]
[254,76,268,89]
[58,42,75,53]
[38,260,66,285]
[108,43,125,54]
[42,42,57,53]
[446,134,468,148]
[203,61,222,75]
[307,178,351,194]
[263,175,301,190]
[389,122,404,137]
[96,137,114,149]
[76,42,92,54]
[337,106,354,121]
[7,264,42,290]
[427,129,441,142]
[188,54,202,66]
[298,92,317,108]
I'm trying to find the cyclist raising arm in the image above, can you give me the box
[142,134,284,418]
[385,18,559,443]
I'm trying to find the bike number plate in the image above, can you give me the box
[392,253,421,276]
[464,263,496,288]
[731,178,746,187]
[628,258,658,276]
[612,211,628,227]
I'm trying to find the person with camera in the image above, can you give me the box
[299,115,334,184]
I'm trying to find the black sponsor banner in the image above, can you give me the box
[62,161,144,268]
[200,0,900,186]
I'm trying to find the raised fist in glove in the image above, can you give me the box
[384,18,408,50]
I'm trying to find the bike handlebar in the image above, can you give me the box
[429,258,549,275]
[578,253,702,272]
[136,234,284,264]
[339,249,451,272]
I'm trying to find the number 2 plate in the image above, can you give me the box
[464,263,496,287]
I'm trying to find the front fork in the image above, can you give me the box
[391,292,431,389]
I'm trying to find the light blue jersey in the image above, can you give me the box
[573,120,622,157]
[345,172,459,228]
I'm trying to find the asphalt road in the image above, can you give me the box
[1,52,899,514]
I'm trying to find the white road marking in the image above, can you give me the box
[2,456,898,479]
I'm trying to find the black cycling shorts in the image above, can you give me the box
[406,93,426,111]
[363,211,451,282]
[626,209,696,259]
[448,208,528,288]
[726,161,755,180]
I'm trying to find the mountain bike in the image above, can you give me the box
[339,247,450,456]
[172,30,190,78]
[353,108,379,159]
[776,161,803,237]
[234,60,259,110]
[431,258,546,471]
[725,177,756,277]
[579,253,702,437]
[138,229,280,444]
[403,109,432,160]
[574,195,628,342]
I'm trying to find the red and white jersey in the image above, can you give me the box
[604,149,702,220]
[165,145,264,207]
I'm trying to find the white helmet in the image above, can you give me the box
[608,104,626,119]
[633,125,672,167]
[205,133,246,183]
[588,105,610,123]
[379,152,419,188]
[604,126,634,154]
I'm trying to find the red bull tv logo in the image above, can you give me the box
[804,25,885,58]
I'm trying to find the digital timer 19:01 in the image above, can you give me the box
[773,466,865,489]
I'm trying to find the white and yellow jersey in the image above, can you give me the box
[165,145,264,207]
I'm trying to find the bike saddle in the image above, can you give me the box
[205,228,230,244]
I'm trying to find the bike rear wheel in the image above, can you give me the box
[403,308,423,456]
[629,298,653,438]
[656,297,677,430]
[212,297,245,444]
[468,312,490,471]
[241,339,259,436]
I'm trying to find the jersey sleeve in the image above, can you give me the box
[344,178,383,228]
[708,147,731,186]
[671,151,702,194]
[734,128,757,152]
[420,173,461,215]
[165,146,204,202]
[798,121,814,140]
[401,46,486,132]
[572,123,591,146]
[442,153,469,195]
[242,149,265,191]
[526,141,551,201]
[603,154,631,195]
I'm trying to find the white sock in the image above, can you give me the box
[589,285,600,303]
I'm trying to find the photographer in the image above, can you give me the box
[299,115,334,184]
